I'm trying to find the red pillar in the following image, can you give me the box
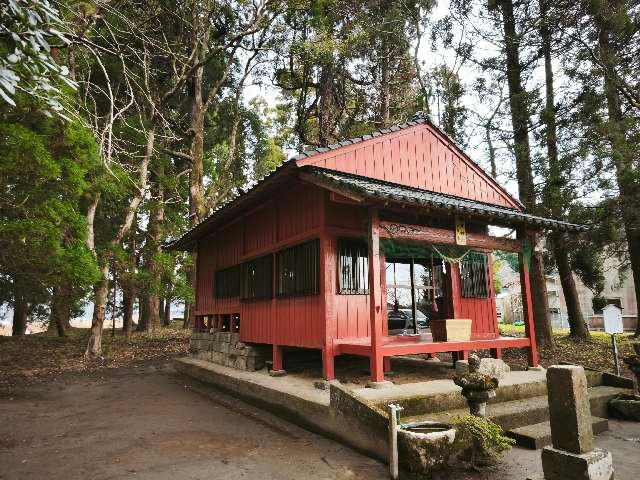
[519,248,539,367]
[271,344,285,374]
[490,348,503,359]
[368,207,384,382]
[322,349,335,380]
[449,262,462,319]
[383,357,392,372]
[320,229,336,381]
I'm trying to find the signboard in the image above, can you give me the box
[603,304,623,334]
[455,217,467,246]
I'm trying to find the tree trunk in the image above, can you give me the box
[138,296,149,332]
[380,30,390,128]
[499,0,553,346]
[159,298,165,321]
[318,63,336,147]
[145,296,160,332]
[163,296,172,326]
[85,123,155,356]
[122,286,134,338]
[12,298,28,336]
[187,252,197,329]
[553,240,589,339]
[530,249,554,346]
[593,6,640,337]
[539,0,588,340]
[86,265,109,357]
[49,284,72,337]
[141,162,164,333]
[182,302,191,329]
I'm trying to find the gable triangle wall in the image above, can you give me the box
[295,123,521,210]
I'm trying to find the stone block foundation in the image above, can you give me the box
[189,332,268,371]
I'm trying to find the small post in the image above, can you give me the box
[388,403,403,480]
[611,334,620,376]
[538,365,614,480]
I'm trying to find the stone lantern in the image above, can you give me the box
[453,353,499,417]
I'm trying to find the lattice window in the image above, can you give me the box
[338,239,369,294]
[276,239,320,297]
[240,254,273,301]
[460,252,489,298]
[214,265,240,298]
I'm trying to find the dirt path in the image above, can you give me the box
[1,363,638,480]
[0,363,386,480]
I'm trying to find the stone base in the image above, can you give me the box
[189,332,268,371]
[269,369,287,377]
[541,447,614,480]
[366,380,394,389]
[608,394,640,421]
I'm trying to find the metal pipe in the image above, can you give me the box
[388,403,403,479]
[611,334,620,376]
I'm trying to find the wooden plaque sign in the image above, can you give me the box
[455,217,467,245]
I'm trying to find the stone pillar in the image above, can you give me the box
[538,365,614,480]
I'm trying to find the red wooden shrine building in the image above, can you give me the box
[168,115,582,383]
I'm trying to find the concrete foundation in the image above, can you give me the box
[541,447,614,480]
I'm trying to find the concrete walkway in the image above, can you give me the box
[177,357,330,406]
[354,369,547,403]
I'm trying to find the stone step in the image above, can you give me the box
[401,385,628,448]
[507,417,609,450]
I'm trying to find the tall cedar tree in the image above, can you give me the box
[493,0,554,347]
[539,0,590,339]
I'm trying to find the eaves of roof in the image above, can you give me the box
[300,166,585,233]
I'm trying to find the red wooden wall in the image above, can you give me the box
[296,123,521,210]
[457,253,499,340]
[195,181,325,349]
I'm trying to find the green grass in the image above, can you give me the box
[499,322,635,341]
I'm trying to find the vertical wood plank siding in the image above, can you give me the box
[195,122,509,351]
[296,123,521,210]
[196,182,324,348]
[458,253,498,340]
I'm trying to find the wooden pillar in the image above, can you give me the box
[322,349,335,380]
[519,249,539,367]
[272,344,285,374]
[321,235,336,380]
[449,262,462,318]
[490,348,503,359]
[320,193,336,381]
[368,207,384,382]
[383,356,392,372]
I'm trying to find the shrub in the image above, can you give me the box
[452,415,515,468]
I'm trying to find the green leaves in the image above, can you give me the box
[0,0,76,114]
[452,415,515,468]
[0,96,98,305]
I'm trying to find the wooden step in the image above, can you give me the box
[507,416,609,449]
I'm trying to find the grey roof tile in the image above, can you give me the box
[302,166,585,233]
